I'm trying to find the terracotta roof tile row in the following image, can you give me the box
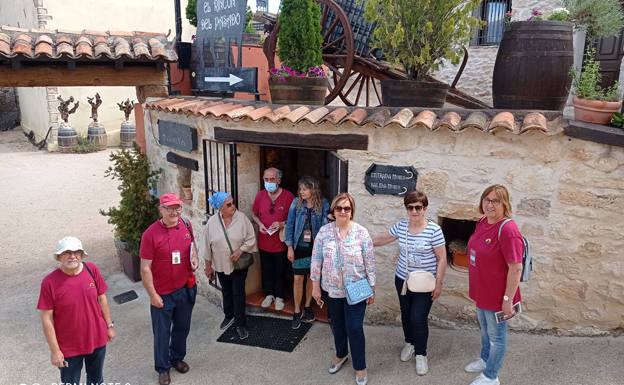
[0,25,176,62]
[144,97,565,135]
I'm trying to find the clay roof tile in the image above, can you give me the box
[284,106,310,122]
[411,110,437,130]
[520,112,548,133]
[245,106,273,121]
[489,112,515,132]
[302,107,330,124]
[388,108,414,128]
[461,111,489,131]
[344,108,367,125]
[264,105,291,122]
[436,111,462,131]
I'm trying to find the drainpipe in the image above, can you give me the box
[174,0,183,43]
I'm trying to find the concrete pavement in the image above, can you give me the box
[0,129,622,385]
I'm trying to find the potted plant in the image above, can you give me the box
[493,0,624,111]
[269,0,328,105]
[363,0,483,107]
[569,48,622,124]
[100,142,162,282]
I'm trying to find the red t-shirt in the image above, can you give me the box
[252,189,294,252]
[467,217,523,311]
[37,262,109,357]
[140,219,194,295]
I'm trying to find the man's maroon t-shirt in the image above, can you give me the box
[253,189,294,252]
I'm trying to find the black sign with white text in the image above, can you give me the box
[158,120,197,153]
[364,164,418,196]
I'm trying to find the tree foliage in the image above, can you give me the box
[100,142,162,256]
[277,0,324,74]
[186,0,197,27]
[563,0,624,42]
[363,0,483,81]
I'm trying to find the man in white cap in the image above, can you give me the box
[140,193,199,385]
[38,236,115,385]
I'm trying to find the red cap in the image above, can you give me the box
[160,193,184,206]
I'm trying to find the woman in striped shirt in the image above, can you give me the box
[372,190,447,376]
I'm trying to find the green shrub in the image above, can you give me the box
[186,0,197,27]
[610,112,624,128]
[363,0,483,82]
[100,142,162,256]
[563,0,624,41]
[547,9,570,21]
[277,0,323,74]
[570,48,622,102]
[73,136,99,153]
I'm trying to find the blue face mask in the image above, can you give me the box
[264,182,278,193]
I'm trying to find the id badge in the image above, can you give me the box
[469,249,476,267]
[172,250,181,264]
[303,230,312,243]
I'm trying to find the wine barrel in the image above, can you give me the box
[120,121,136,148]
[380,79,449,107]
[492,21,573,110]
[268,76,328,105]
[57,123,77,153]
[87,122,107,150]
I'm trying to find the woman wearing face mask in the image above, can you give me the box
[284,176,329,329]
[252,167,295,311]
[372,190,447,376]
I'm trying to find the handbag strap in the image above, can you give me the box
[218,214,235,255]
[82,262,97,290]
[497,218,513,240]
[334,223,360,284]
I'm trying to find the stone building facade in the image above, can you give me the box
[142,97,624,335]
[0,87,20,131]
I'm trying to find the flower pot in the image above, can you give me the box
[572,96,622,125]
[492,21,574,110]
[380,79,449,107]
[114,238,142,282]
[268,76,328,105]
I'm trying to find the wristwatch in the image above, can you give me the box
[503,295,510,302]
[107,322,115,328]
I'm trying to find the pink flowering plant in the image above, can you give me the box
[269,65,326,82]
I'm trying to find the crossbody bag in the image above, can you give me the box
[400,223,436,295]
[218,214,254,271]
[335,224,373,305]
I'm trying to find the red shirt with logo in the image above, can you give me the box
[467,217,523,311]
[37,262,109,357]
[140,219,194,295]
[253,189,294,252]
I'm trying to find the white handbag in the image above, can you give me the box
[400,224,436,295]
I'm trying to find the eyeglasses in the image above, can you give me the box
[224,202,234,208]
[334,205,352,213]
[161,205,182,213]
[483,198,502,206]
[269,200,275,214]
[406,204,424,212]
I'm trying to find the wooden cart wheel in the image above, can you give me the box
[335,61,385,107]
[262,0,355,105]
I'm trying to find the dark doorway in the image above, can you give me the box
[439,217,477,270]
[594,28,624,89]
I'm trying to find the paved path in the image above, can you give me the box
[0,129,622,385]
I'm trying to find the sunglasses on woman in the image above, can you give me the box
[334,205,352,213]
[406,204,424,212]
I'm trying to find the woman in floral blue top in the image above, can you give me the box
[311,193,375,385]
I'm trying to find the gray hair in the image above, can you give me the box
[265,167,282,180]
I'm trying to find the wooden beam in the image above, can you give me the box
[214,127,368,150]
[166,152,199,170]
[0,64,168,87]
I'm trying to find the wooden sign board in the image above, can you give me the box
[364,164,418,196]
[158,120,197,153]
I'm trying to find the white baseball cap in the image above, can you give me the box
[55,236,88,256]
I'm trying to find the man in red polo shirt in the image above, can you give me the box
[140,193,199,385]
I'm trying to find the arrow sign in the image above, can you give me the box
[204,74,243,86]
[197,67,258,93]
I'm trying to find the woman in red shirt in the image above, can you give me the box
[464,185,524,385]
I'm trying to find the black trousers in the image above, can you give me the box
[394,275,433,356]
[218,268,248,327]
[260,249,285,298]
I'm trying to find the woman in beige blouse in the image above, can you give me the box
[202,191,257,340]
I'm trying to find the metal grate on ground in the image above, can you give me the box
[216,315,312,352]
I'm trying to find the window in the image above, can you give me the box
[471,0,512,46]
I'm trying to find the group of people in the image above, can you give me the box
[38,173,524,385]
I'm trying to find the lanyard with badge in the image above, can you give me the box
[303,207,313,243]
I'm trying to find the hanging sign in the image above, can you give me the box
[364,164,418,196]
[158,120,197,153]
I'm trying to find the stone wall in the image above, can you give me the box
[434,0,561,106]
[144,108,624,335]
[0,87,20,131]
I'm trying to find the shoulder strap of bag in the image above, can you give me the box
[404,221,410,276]
[497,218,513,240]
[181,217,194,238]
[82,261,97,290]
[218,214,234,255]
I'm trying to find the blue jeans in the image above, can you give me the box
[394,276,433,355]
[477,307,508,380]
[59,345,106,385]
[327,297,367,371]
[150,284,197,373]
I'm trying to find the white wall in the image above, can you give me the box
[0,0,37,28]
[17,87,50,142]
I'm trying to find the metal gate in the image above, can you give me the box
[203,139,238,217]
[326,151,348,199]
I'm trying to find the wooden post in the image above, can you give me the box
[135,85,169,153]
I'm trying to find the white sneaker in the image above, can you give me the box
[274,297,285,311]
[415,355,428,375]
[469,373,500,385]
[464,358,487,373]
[400,343,415,362]
[261,295,274,308]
